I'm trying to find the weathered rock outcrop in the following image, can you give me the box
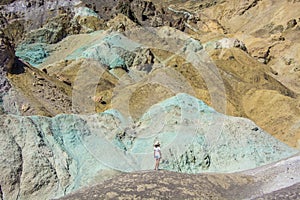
[1,1,300,200]
[0,0,105,46]
[0,93,297,199]
[0,32,15,114]
[0,112,120,200]
[0,33,13,92]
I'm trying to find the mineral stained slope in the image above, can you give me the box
[0,0,299,147]
[0,94,298,199]
[0,0,300,200]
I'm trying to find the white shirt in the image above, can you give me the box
[154,146,161,157]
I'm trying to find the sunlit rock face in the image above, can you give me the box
[0,94,297,199]
[0,0,300,199]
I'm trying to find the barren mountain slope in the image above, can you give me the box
[1,0,300,147]
[1,1,300,200]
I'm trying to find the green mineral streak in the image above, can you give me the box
[15,43,49,66]
[30,114,109,191]
[67,32,140,69]
[3,94,298,191]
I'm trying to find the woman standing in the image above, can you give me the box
[153,141,161,170]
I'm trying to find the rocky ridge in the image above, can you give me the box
[58,152,300,199]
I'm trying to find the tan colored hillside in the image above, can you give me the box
[1,0,300,148]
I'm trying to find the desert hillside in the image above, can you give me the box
[0,0,300,199]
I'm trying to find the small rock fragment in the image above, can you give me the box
[21,104,30,112]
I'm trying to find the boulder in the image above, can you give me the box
[286,19,297,29]
[214,38,247,52]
